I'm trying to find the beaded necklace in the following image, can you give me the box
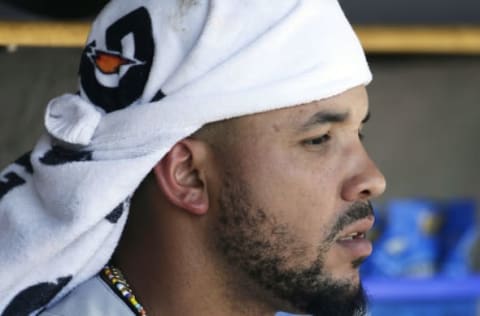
[101,265,148,316]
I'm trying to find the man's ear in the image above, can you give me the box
[152,139,210,215]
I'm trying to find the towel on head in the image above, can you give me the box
[0,0,371,315]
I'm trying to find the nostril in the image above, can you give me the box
[359,189,372,199]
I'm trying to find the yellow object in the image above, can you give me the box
[0,21,480,54]
[0,21,90,47]
[356,25,480,54]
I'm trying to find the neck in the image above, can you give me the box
[113,196,277,316]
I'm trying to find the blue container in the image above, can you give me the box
[364,198,480,316]
[364,276,480,316]
[368,199,442,278]
[440,198,477,277]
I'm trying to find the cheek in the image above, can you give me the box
[235,145,342,251]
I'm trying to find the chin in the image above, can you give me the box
[328,258,366,283]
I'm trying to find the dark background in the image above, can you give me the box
[0,0,108,19]
[341,0,480,25]
[0,0,479,24]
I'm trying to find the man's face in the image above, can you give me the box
[208,86,386,315]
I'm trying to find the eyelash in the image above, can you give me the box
[303,131,364,146]
[303,133,331,146]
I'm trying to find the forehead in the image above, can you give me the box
[232,85,369,133]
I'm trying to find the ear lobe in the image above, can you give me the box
[153,141,209,216]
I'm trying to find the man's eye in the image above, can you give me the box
[303,134,331,146]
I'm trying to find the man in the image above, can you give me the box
[0,0,385,315]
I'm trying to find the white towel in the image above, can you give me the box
[0,0,371,315]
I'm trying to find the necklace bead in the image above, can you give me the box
[101,265,148,316]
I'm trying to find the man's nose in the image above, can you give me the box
[341,147,386,202]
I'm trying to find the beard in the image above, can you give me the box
[213,175,372,316]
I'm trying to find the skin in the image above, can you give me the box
[113,85,386,316]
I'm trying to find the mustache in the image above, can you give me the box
[325,201,374,243]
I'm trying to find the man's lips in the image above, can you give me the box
[335,215,375,259]
[336,215,375,241]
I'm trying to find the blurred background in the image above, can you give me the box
[0,0,479,315]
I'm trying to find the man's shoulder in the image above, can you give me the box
[40,275,135,316]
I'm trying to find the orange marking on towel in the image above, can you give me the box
[94,52,134,74]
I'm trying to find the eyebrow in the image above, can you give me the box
[298,110,349,131]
